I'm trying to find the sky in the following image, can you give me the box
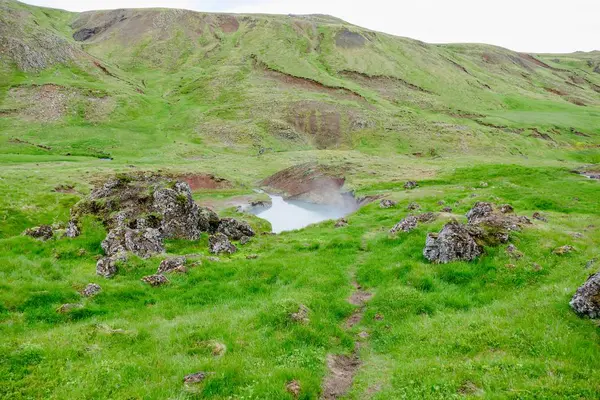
[20,0,599,53]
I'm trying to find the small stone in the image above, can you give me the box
[532,263,543,271]
[479,181,489,188]
[56,303,83,314]
[157,256,187,274]
[416,212,437,223]
[586,258,598,269]
[499,204,514,214]
[404,181,418,190]
[64,220,80,238]
[246,254,259,259]
[80,283,101,297]
[96,252,127,278]
[379,199,397,208]
[553,245,575,255]
[390,216,418,233]
[407,202,420,211]
[286,380,301,398]
[184,372,207,384]
[240,235,251,245]
[209,233,237,254]
[505,263,516,269]
[141,274,169,287]
[290,304,309,324]
[374,313,384,321]
[334,218,348,228]
[441,207,453,213]
[506,244,523,259]
[23,225,53,241]
[532,212,548,222]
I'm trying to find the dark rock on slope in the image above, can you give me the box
[571,272,600,318]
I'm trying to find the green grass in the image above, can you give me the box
[1,0,600,398]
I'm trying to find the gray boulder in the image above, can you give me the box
[423,221,483,263]
[570,272,600,318]
[209,233,237,254]
[404,181,418,190]
[217,218,255,241]
[390,216,418,233]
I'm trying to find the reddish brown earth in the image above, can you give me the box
[261,162,346,204]
[179,174,231,191]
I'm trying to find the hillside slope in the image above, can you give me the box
[2,1,600,399]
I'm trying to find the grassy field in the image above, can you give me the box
[1,0,600,398]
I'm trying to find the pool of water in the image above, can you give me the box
[252,194,357,233]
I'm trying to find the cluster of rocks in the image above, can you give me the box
[23,221,81,241]
[62,173,254,278]
[423,202,531,264]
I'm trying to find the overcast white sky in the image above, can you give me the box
[21,0,599,53]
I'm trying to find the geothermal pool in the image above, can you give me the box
[252,194,357,233]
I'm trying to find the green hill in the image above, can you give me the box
[1,0,600,398]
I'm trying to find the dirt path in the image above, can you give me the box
[322,274,372,399]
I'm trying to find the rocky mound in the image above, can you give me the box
[424,202,530,263]
[571,273,600,318]
[66,173,254,277]
[261,162,351,205]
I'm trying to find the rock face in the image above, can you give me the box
[217,218,255,241]
[101,226,164,259]
[390,216,418,233]
[23,225,53,241]
[423,221,483,263]
[379,199,397,209]
[570,272,600,318]
[209,233,237,254]
[80,283,101,297]
[152,182,201,240]
[157,256,187,274]
[198,207,221,233]
[554,245,575,255]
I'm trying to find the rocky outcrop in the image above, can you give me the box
[23,225,53,241]
[152,182,201,240]
[217,218,255,241]
[390,216,418,233]
[570,272,600,318]
[101,226,164,259]
[424,202,530,263]
[157,256,187,274]
[423,221,483,263]
[208,233,237,254]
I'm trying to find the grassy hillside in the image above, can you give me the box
[1,0,600,398]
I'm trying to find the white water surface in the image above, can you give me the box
[253,195,356,233]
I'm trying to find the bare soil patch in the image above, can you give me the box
[179,174,231,191]
[322,354,361,399]
[217,15,239,33]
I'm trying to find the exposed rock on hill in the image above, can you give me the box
[571,272,600,318]
[424,221,483,263]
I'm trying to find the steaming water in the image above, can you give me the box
[253,195,356,233]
